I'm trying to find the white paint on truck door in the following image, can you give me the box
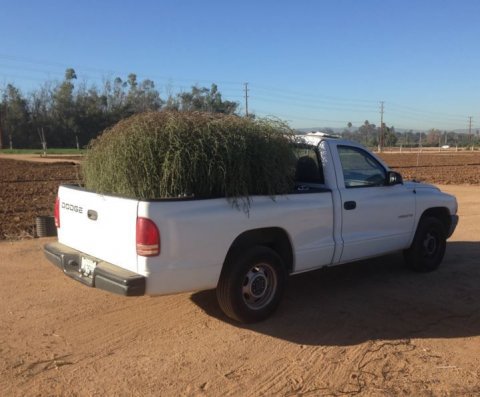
[331,144,416,263]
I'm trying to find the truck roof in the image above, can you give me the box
[296,131,343,146]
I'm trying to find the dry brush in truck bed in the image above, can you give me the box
[82,111,297,208]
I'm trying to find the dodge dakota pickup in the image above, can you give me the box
[44,134,458,322]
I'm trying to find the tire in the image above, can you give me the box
[216,246,287,323]
[404,217,446,272]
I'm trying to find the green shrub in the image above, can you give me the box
[82,111,296,208]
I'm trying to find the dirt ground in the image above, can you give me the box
[0,158,79,239]
[378,152,480,185]
[0,185,479,396]
[0,154,479,396]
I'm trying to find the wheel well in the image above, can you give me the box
[420,207,451,233]
[224,227,294,274]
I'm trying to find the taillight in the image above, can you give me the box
[54,196,60,228]
[136,217,160,257]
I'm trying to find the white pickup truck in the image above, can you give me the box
[44,135,458,323]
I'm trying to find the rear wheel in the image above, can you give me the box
[216,246,286,323]
[404,217,446,272]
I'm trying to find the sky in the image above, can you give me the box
[1,0,479,131]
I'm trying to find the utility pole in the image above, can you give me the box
[468,116,472,147]
[378,101,384,152]
[38,127,47,156]
[244,82,249,117]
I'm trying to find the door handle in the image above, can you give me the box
[87,210,98,220]
[344,201,356,210]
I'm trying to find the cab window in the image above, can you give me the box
[294,145,324,184]
[337,146,386,188]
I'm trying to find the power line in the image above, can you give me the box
[252,89,378,110]
[388,101,466,120]
[0,53,476,131]
[250,86,470,128]
[254,109,363,125]
[250,95,378,113]
[252,83,378,104]
[387,108,467,124]
[0,53,243,87]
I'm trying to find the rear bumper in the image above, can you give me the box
[44,242,145,296]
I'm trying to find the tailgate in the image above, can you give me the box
[56,185,139,273]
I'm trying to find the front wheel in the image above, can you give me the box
[216,246,286,323]
[404,217,446,272]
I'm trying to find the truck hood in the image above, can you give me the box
[404,181,440,192]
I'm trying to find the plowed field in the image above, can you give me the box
[0,159,79,239]
[379,151,480,185]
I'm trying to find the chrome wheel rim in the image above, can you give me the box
[423,231,438,257]
[242,263,277,310]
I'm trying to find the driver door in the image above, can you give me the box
[333,144,415,263]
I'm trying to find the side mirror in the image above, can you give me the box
[386,171,403,186]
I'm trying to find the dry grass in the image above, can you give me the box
[82,111,297,209]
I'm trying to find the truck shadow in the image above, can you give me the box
[190,241,480,346]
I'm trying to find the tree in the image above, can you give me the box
[51,68,77,146]
[402,129,415,147]
[75,82,109,147]
[358,120,377,146]
[0,71,239,148]
[177,84,238,114]
[426,128,442,146]
[382,124,398,146]
[1,84,30,148]
[30,82,54,149]
[65,68,77,80]
[103,77,128,121]
[126,77,163,114]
